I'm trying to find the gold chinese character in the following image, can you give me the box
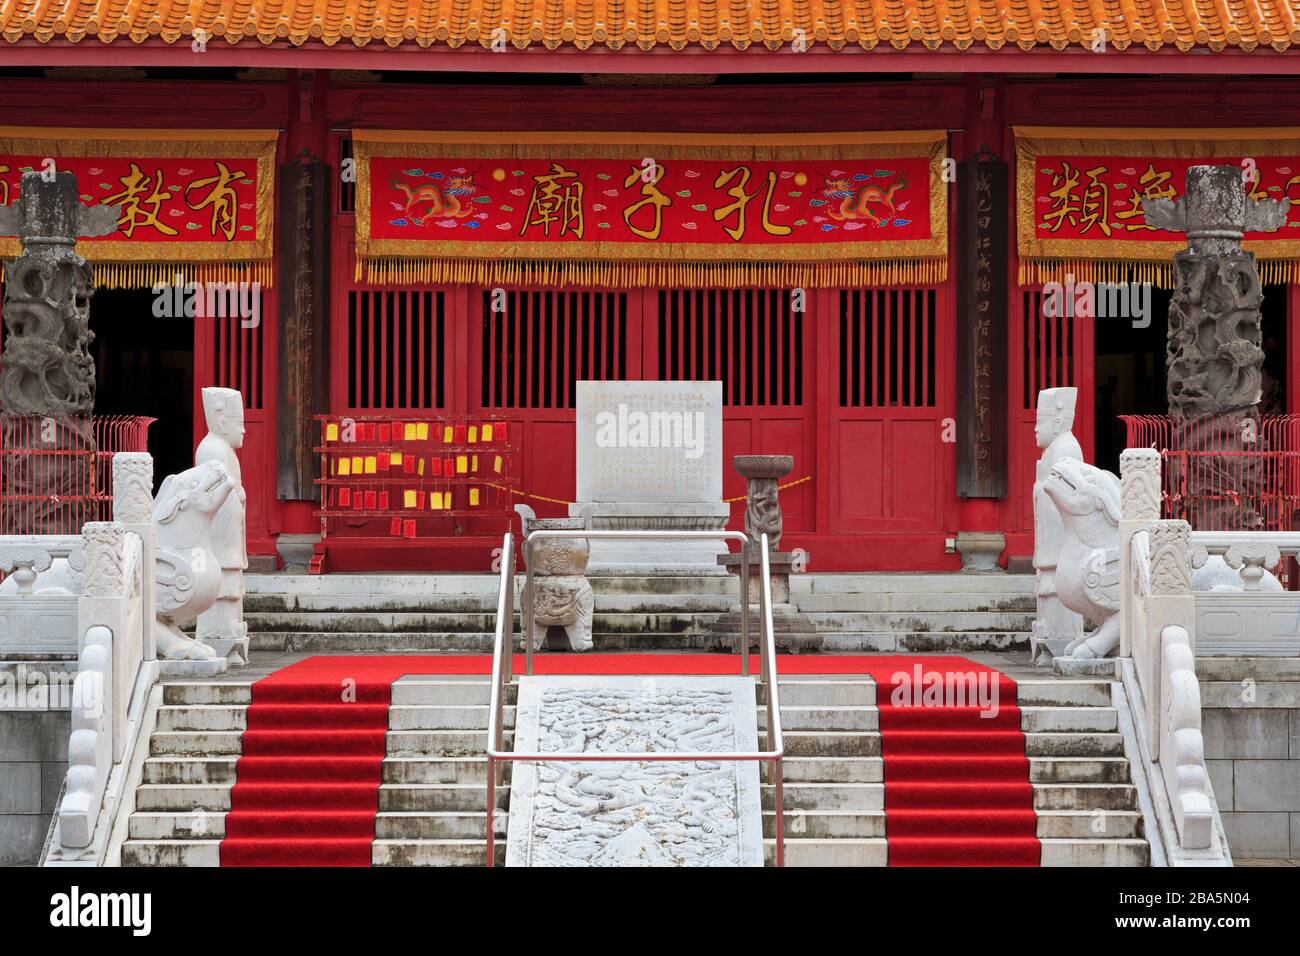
[1115,163,1177,232]
[185,162,248,241]
[1078,166,1111,237]
[521,163,584,239]
[102,163,179,238]
[713,166,792,241]
[622,162,672,240]
[1040,162,1081,234]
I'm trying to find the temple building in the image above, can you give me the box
[3,2,1300,573]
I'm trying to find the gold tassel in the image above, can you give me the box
[352,256,950,290]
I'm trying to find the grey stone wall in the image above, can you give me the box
[0,662,72,865]
[1199,657,1300,860]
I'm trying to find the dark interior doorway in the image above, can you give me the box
[91,288,194,491]
[1094,283,1288,473]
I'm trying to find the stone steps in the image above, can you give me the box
[244,572,1036,598]
[152,704,518,733]
[792,593,1035,613]
[791,574,1036,595]
[121,840,221,867]
[121,665,1148,868]
[240,571,1037,656]
[246,630,1033,653]
[760,837,1149,867]
[817,633,1030,653]
[373,839,504,867]
[759,809,1146,840]
[243,609,1034,634]
[245,591,1038,615]
[763,837,888,866]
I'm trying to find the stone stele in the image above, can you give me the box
[571,380,729,574]
[506,675,763,867]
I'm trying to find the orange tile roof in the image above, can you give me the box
[2,0,1299,54]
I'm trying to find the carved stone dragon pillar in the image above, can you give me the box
[1143,165,1288,530]
[0,173,120,534]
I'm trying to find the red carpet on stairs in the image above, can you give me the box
[220,663,400,866]
[859,656,1040,867]
[218,654,1038,867]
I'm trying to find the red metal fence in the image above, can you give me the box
[0,414,155,535]
[1122,413,1300,532]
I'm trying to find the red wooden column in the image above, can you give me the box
[953,75,1008,566]
[276,70,334,550]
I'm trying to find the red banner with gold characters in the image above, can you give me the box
[354,130,949,287]
[1016,127,1300,286]
[0,127,277,287]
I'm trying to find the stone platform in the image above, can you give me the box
[242,571,1037,655]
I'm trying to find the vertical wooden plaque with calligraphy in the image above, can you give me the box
[956,158,1009,498]
[277,158,331,501]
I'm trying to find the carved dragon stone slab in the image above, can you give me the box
[506,676,763,867]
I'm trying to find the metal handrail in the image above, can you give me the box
[484,528,785,867]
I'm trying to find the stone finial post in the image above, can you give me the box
[1118,448,1162,659]
[734,454,793,552]
[1148,520,1193,597]
[1141,519,1196,759]
[1120,448,1162,522]
[80,522,125,599]
[111,454,154,526]
[111,452,157,660]
[1143,165,1288,529]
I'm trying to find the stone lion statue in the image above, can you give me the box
[153,460,236,660]
[1042,457,1122,659]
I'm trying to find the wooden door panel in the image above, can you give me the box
[653,287,815,532]
[829,286,947,533]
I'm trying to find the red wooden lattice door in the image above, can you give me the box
[827,285,953,537]
[465,286,813,531]
[193,287,278,556]
[470,287,643,517]
[650,288,814,532]
[1007,285,1094,538]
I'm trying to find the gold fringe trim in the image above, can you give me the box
[1018,258,1175,289]
[358,257,948,289]
[1019,257,1300,289]
[0,259,275,290]
[1259,259,1300,285]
